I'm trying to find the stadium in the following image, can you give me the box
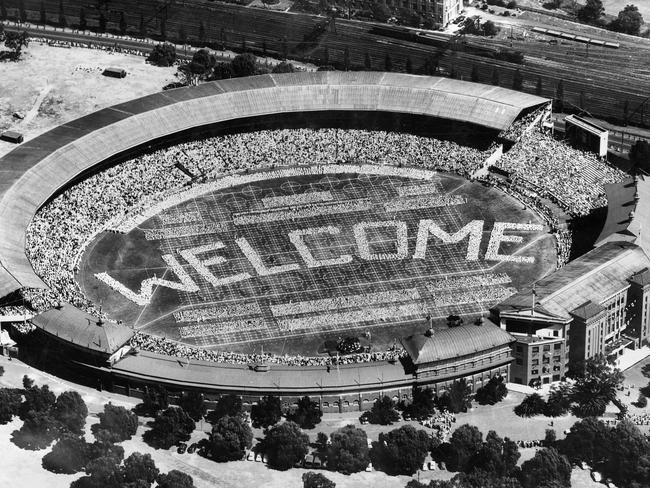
[0,71,642,411]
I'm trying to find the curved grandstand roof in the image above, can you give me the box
[0,72,547,298]
[596,174,650,256]
[401,322,514,365]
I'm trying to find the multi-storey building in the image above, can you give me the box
[386,0,462,25]
[492,242,650,385]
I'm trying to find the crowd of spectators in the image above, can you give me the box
[128,331,405,366]
[495,129,627,217]
[19,126,616,365]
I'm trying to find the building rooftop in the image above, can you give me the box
[31,303,134,355]
[495,242,650,320]
[401,321,514,365]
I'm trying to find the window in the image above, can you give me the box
[553,355,561,362]
[543,357,550,364]
[532,359,539,366]
[531,369,538,375]
[543,345,551,352]
[552,374,561,381]
[554,343,562,350]
[553,330,559,337]
[532,346,539,354]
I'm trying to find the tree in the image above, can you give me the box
[401,387,436,421]
[263,421,310,471]
[544,383,572,417]
[556,417,611,466]
[92,403,138,443]
[251,395,282,429]
[53,391,88,436]
[143,406,195,450]
[603,420,650,487]
[287,396,322,429]
[206,394,243,424]
[11,410,60,450]
[444,424,484,472]
[371,2,392,22]
[519,448,571,488]
[475,376,507,405]
[629,140,650,174]
[179,391,207,422]
[231,53,257,78]
[491,68,500,86]
[578,0,604,23]
[611,5,644,35]
[303,472,336,488]
[364,51,372,70]
[201,415,253,462]
[371,425,431,476]
[20,383,56,419]
[361,396,399,425]
[635,393,648,408]
[157,470,195,488]
[42,435,90,474]
[119,12,127,36]
[272,61,296,73]
[79,8,87,31]
[0,388,22,424]
[571,355,623,418]
[438,379,472,413]
[514,393,546,417]
[483,20,499,36]
[384,53,393,72]
[544,429,557,447]
[3,29,29,59]
[122,452,159,485]
[147,43,176,67]
[471,64,480,82]
[327,425,370,474]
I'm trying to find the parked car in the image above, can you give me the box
[177,443,187,454]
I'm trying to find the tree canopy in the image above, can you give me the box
[514,393,546,417]
[179,391,207,422]
[92,403,138,443]
[286,396,322,429]
[157,470,196,488]
[147,43,176,67]
[400,387,436,420]
[142,406,195,450]
[571,355,623,418]
[251,395,283,429]
[263,421,310,471]
[519,448,571,488]
[438,379,473,413]
[303,471,336,488]
[475,376,508,406]
[611,4,644,35]
[371,425,431,475]
[52,391,88,436]
[326,425,370,474]
[206,394,244,424]
[362,396,400,425]
[0,388,22,424]
[201,415,253,462]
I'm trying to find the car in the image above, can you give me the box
[365,462,373,472]
[187,443,198,454]
[246,451,255,461]
[176,443,187,454]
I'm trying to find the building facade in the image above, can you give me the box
[492,242,650,385]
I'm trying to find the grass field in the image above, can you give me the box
[78,168,556,356]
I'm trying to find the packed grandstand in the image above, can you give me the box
[2,123,625,367]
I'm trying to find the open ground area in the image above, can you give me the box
[0,42,175,158]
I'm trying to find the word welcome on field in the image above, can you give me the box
[95,219,543,306]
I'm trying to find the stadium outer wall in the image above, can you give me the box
[0,72,547,410]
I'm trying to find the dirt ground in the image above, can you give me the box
[0,42,176,158]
